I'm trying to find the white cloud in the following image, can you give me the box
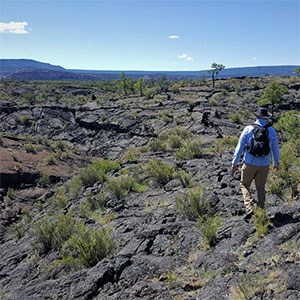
[178,54,194,61]
[169,35,179,39]
[0,21,29,34]
[252,57,257,61]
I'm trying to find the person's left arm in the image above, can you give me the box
[231,127,249,171]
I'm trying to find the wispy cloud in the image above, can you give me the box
[178,54,194,61]
[252,57,257,61]
[0,21,29,34]
[169,35,179,39]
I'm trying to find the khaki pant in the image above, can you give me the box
[240,163,269,213]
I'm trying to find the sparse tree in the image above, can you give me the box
[134,79,146,97]
[275,110,300,141]
[157,76,170,93]
[118,72,134,96]
[258,81,288,112]
[208,63,225,88]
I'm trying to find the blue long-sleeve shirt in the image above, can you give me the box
[232,118,280,167]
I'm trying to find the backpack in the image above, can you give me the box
[248,123,271,157]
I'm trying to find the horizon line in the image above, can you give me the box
[0,58,299,72]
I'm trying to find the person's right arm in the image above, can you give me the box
[231,127,249,171]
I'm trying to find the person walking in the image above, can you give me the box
[231,107,280,220]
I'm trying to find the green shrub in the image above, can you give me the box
[68,175,83,198]
[24,143,37,154]
[175,139,203,159]
[19,115,30,125]
[159,111,173,123]
[177,170,193,188]
[32,213,75,253]
[258,80,288,109]
[197,214,222,248]
[275,110,300,141]
[145,159,176,186]
[144,88,156,99]
[171,83,181,94]
[231,274,266,300]
[122,147,140,163]
[149,126,194,153]
[51,187,68,209]
[43,155,56,165]
[253,208,271,237]
[80,159,119,187]
[276,141,300,199]
[51,140,68,152]
[267,173,285,197]
[85,192,108,211]
[229,112,242,124]
[62,224,114,268]
[175,186,210,221]
[168,134,184,149]
[149,138,167,152]
[134,183,149,193]
[107,175,135,199]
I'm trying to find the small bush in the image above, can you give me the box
[62,224,114,268]
[32,213,75,253]
[175,139,203,159]
[229,112,242,124]
[168,134,184,149]
[51,187,68,209]
[133,182,149,193]
[175,186,210,221]
[43,155,56,165]
[171,84,181,94]
[68,175,83,198]
[197,214,221,248]
[231,274,266,300]
[149,139,167,152]
[177,170,193,188]
[144,88,156,99]
[267,173,285,197]
[85,192,108,211]
[276,141,300,199]
[19,115,30,125]
[107,175,135,199]
[275,110,300,141]
[258,80,288,108]
[253,208,271,237]
[24,143,37,154]
[80,159,119,187]
[122,147,139,163]
[145,159,176,186]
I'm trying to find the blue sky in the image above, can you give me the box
[0,0,299,71]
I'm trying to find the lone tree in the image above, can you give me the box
[208,63,225,87]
